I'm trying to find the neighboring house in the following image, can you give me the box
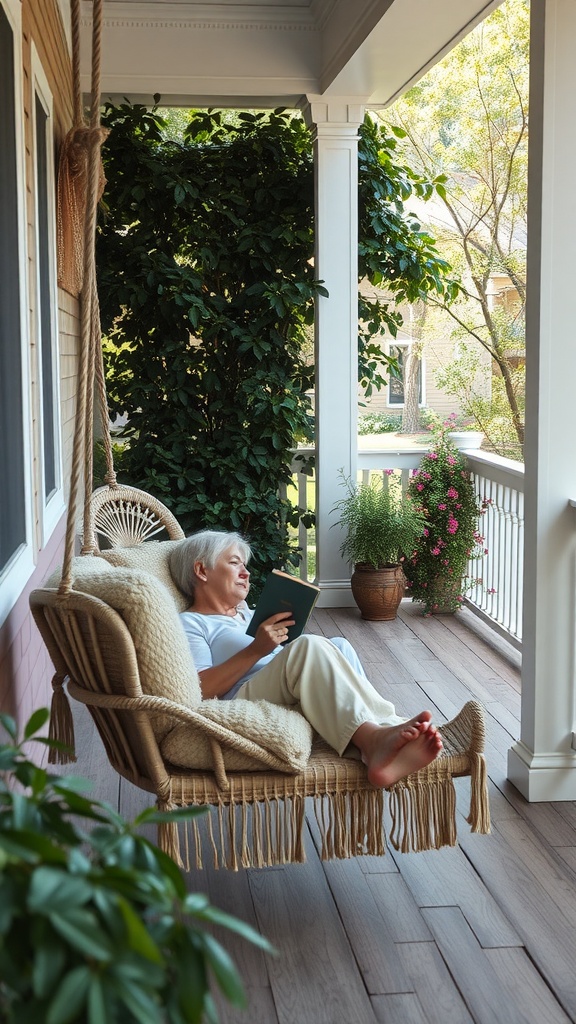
[358,283,492,425]
[361,269,525,427]
[1,0,575,805]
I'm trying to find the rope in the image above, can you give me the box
[71,0,82,128]
[59,0,111,591]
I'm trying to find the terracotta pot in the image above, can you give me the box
[350,563,406,621]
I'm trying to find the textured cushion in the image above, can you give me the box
[97,541,189,612]
[43,556,313,773]
[43,555,109,589]
[44,557,202,739]
[161,698,313,773]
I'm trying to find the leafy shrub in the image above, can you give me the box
[97,104,455,590]
[434,343,525,460]
[93,438,128,489]
[357,412,402,435]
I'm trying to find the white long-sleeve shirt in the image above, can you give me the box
[179,602,282,698]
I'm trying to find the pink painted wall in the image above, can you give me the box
[0,513,66,733]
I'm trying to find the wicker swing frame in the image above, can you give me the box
[30,0,490,870]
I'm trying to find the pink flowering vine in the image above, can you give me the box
[405,420,491,615]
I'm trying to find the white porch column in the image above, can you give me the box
[508,0,576,800]
[302,98,365,608]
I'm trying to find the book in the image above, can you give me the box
[245,569,320,644]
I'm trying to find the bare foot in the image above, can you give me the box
[353,712,443,788]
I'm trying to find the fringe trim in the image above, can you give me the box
[48,675,77,765]
[388,774,457,853]
[314,789,386,860]
[467,752,491,834]
[157,793,185,870]
[156,756,490,870]
[157,788,385,869]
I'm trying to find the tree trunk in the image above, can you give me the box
[401,347,421,433]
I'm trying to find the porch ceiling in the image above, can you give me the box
[80,0,504,109]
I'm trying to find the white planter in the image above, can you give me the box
[447,431,484,451]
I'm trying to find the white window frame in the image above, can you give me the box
[0,0,35,626]
[386,341,426,409]
[31,44,65,542]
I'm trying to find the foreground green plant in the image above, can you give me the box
[0,709,273,1024]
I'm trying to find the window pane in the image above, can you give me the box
[388,346,405,405]
[35,92,56,499]
[0,4,26,571]
[388,344,423,406]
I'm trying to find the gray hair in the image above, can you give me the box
[169,530,252,599]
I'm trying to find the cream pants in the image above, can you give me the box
[234,634,405,756]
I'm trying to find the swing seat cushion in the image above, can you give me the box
[45,558,201,736]
[44,558,313,772]
[97,540,189,612]
[161,698,313,773]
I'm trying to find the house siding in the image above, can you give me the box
[0,0,78,733]
[0,518,65,727]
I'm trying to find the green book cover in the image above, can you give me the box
[246,569,320,644]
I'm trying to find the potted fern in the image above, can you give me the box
[333,472,427,620]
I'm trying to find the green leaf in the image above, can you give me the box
[190,903,276,954]
[116,896,164,964]
[24,708,50,740]
[170,935,206,1020]
[201,933,246,1007]
[49,910,113,961]
[28,867,93,913]
[141,805,207,824]
[0,830,67,864]
[51,774,95,795]
[87,975,108,1024]
[0,712,17,740]
[46,965,91,1024]
[32,938,67,999]
[114,973,163,1024]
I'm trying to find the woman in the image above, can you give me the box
[170,530,442,788]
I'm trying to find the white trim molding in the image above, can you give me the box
[0,0,35,626]
[31,44,66,545]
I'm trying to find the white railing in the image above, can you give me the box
[287,444,524,649]
[465,451,524,649]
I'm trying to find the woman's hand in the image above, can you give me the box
[251,611,295,656]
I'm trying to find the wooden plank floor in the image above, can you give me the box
[69,601,576,1024]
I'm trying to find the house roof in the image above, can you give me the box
[80,0,504,109]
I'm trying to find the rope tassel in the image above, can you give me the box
[48,674,77,765]
[157,799,185,870]
[388,775,458,853]
[467,752,491,834]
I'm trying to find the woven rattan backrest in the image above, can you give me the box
[89,485,185,550]
[30,588,171,793]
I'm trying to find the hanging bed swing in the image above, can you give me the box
[30,0,490,870]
